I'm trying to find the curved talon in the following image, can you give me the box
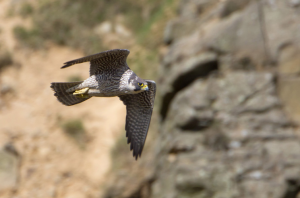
[73,88,89,98]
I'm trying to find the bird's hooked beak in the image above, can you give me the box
[142,84,149,91]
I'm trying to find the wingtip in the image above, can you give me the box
[132,146,142,160]
[61,60,74,68]
[61,64,68,69]
[133,152,139,160]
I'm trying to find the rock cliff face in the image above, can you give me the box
[105,0,300,197]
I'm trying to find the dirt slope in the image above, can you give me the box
[0,0,127,197]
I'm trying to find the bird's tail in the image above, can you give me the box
[50,82,91,106]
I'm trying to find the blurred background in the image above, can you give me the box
[0,0,300,197]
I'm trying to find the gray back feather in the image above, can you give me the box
[61,49,130,76]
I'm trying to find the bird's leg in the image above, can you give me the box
[73,87,89,98]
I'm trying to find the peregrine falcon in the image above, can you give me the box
[50,49,156,160]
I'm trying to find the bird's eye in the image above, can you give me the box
[138,83,144,87]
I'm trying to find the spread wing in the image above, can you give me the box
[61,49,130,76]
[119,80,156,160]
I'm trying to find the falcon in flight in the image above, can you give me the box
[50,49,156,160]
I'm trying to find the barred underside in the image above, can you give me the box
[50,82,91,106]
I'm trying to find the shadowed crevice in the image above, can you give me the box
[282,179,300,198]
[160,59,219,121]
[179,118,213,131]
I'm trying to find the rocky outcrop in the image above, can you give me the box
[104,0,300,197]
[153,71,297,198]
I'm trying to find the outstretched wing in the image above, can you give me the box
[119,80,156,160]
[61,49,130,76]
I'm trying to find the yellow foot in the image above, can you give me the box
[73,88,89,98]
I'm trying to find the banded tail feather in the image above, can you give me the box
[50,82,91,106]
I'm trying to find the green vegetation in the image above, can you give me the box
[12,0,174,53]
[127,49,159,79]
[19,2,34,17]
[13,26,42,49]
[137,0,178,47]
[61,119,87,149]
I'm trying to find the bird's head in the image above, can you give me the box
[127,74,148,93]
[135,81,149,92]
